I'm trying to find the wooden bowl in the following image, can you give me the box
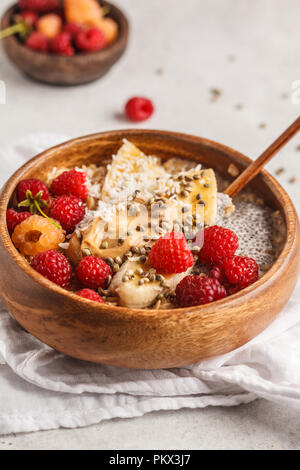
[0,130,299,369]
[1,2,129,86]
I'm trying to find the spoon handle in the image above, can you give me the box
[225,116,300,198]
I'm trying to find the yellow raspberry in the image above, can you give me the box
[65,0,104,28]
[12,215,65,257]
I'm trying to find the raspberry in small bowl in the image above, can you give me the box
[0,1,129,85]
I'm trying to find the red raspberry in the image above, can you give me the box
[6,209,31,234]
[76,256,112,290]
[227,285,242,296]
[176,275,227,307]
[51,32,75,57]
[210,265,227,284]
[20,10,39,26]
[17,178,50,204]
[50,195,86,233]
[50,169,88,200]
[18,0,59,12]
[224,256,259,288]
[210,265,232,288]
[148,232,194,274]
[63,22,83,40]
[125,97,154,122]
[198,225,238,266]
[77,289,104,304]
[75,27,107,52]
[31,250,72,288]
[26,31,49,53]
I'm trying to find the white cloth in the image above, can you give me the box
[0,134,300,435]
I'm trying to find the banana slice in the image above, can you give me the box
[109,259,193,309]
[80,194,193,260]
[101,139,166,203]
[176,169,217,227]
[80,201,150,259]
[79,170,217,260]
[71,141,218,278]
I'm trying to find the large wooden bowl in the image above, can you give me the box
[0,130,299,369]
[1,2,129,86]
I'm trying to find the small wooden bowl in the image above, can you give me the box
[0,130,299,369]
[1,2,129,86]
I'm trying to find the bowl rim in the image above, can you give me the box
[0,129,298,318]
[1,1,129,63]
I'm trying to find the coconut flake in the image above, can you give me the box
[59,242,70,250]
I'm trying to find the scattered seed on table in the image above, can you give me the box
[275,167,285,176]
[210,88,222,103]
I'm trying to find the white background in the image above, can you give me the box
[0,0,300,450]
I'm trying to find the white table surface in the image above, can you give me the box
[0,0,300,450]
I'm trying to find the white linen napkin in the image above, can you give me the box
[0,134,300,435]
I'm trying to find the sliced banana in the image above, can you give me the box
[81,194,195,259]
[109,259,193,309]
[81,202,150,259]
[101,139,166,203]
[67,141,220,311]
[176,169,217,227]
[79,167,217,258]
